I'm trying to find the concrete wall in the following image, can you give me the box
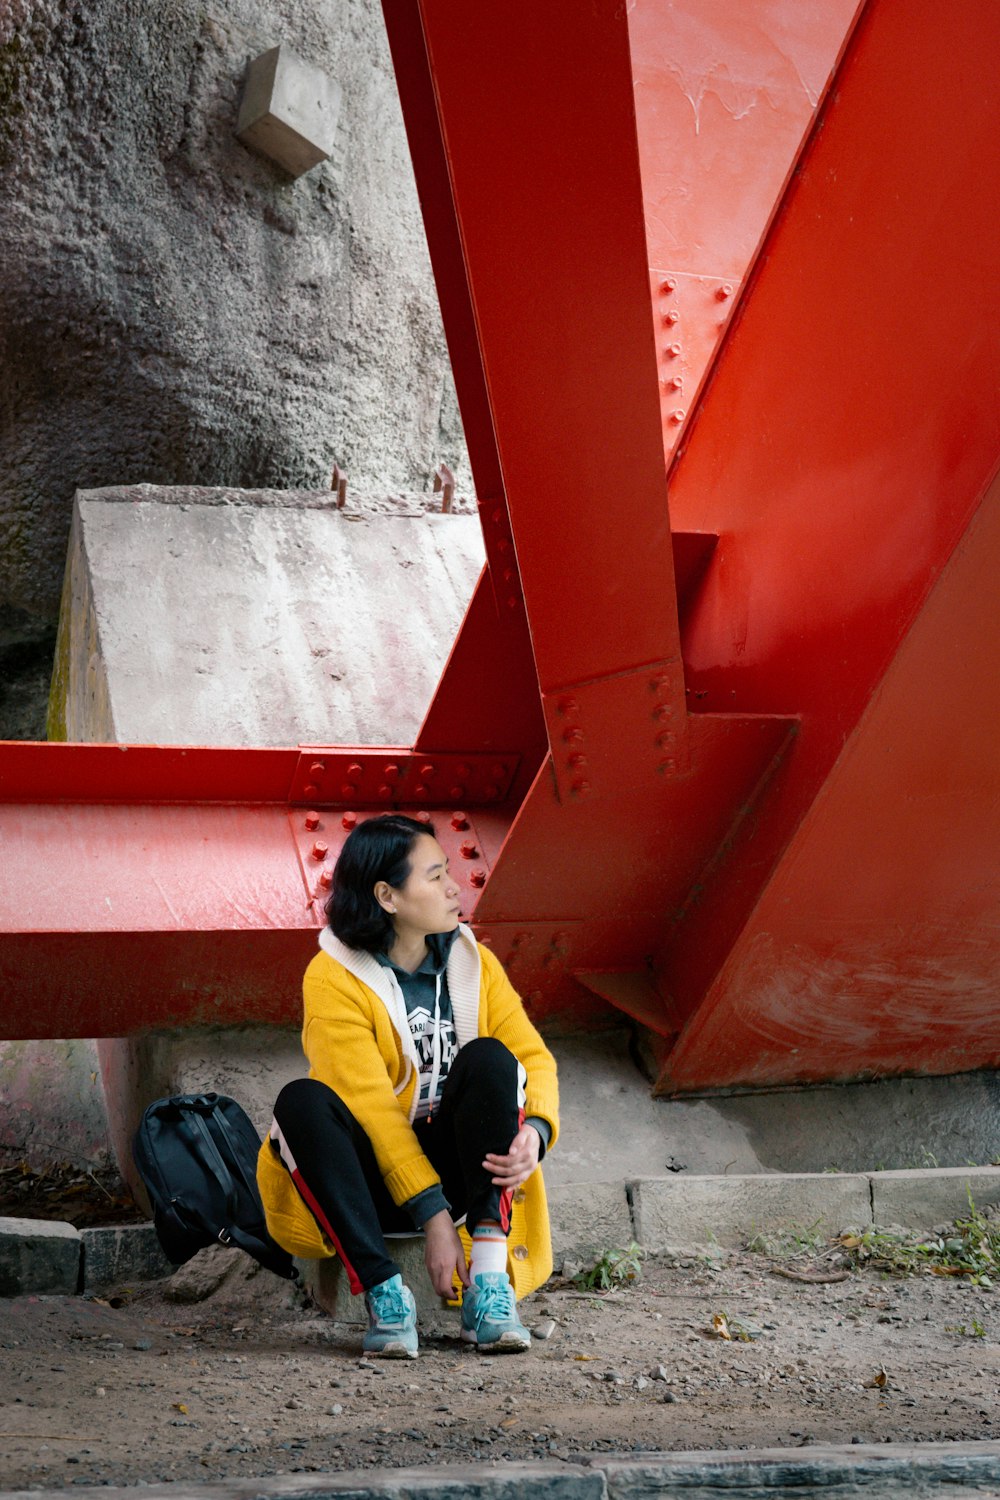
[0,0,469,729]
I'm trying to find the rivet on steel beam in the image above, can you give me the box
[415,811,432,825]
[670,410,686,424]
[553,932,569,947]
[567,752,587,769]
[378,784,393,799]
[457,763,472,779]
[490,762,506,780]
[666,376,683,391]
[451,811,469,830]
[650,673,672,692]
[304,810,320,831]
[309,761,326,777]
[506,596,518,610]
[557,697,579,716]
[414,784,429,797]
[660,276,676,293]
[382,763,401,782]
[562,726,584,743]
[512,931,528,947]
[717,283,734,300]
[571,778,591,795]
[491,507,504,525]
[318,867,333,889]
[656,730,678,749]
[483,783,500,800]
[346,763,363,782]
[340,784,355,798]
[310,840,329,861]
[342,811,358,830]
[659,758,678,775]
[662,309,680,325]
[502,568,516,584]
[304,783,320,799]
[469,868,487,888]
[449,786,466,801]
[652,703,675,722]
[497,537,511,553]
[665,343,682,358]
[419,763,436,779]
[460,841,478,859]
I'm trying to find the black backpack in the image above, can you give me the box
[132,1092,298,1281]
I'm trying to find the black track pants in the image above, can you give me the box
[268,1037,524,1294]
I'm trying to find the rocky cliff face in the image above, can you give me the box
[0,0,468,680]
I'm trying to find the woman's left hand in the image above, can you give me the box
[483,1122,540,1190]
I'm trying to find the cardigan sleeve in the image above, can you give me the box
[479,944,560,1149]
[302,963,443,1208]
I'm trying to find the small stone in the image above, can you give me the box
[533,1318,556,1341]
[634,1375,649,1391]
[662,1390,680,1403]
[325,1404,343,1416]
[133,1339,153,1351]
[650,1364,668,1381]
[285,1398,302,1410]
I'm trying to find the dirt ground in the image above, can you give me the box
[1,1243,999,1493]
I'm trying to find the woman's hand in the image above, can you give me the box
[423,1210,470,1298]
[484,1122,540,1190]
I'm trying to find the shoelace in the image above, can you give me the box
[369,1283,408,1324]
[471,1274,515,1324]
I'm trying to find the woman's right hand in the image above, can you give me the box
[423,1209,470,1298]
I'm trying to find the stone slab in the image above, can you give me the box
[602,1441,1000,1498]
[0,1216,80,1296]
[547,1179,634,1260]
[80,1222,175,1293]
[52,488,483,747]
[871,1165,1000,1230]
[629,1173,872,1251]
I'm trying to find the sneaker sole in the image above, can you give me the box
[366,1340,418,1359]
[460,1327,532,1352]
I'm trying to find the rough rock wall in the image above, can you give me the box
[0,0,469,648]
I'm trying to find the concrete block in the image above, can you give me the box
[870,1166,1000,1230]
[547,1180,634,1260]
[237,45,342,178]
[630,1173,872,1251]
[81,1223,175,1293]
[301,1236,454,1326]
[0,1216,80,1295]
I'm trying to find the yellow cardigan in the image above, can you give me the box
[257,925,560,1299]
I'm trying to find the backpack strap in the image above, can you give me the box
[178,1103,299,1282]
[176,1109,240,1224]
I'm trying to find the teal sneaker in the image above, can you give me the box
[461,1272,532,1352]
[363,1274,418,1359]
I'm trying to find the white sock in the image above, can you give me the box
[469,1224,508,1280]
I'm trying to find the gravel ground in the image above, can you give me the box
[1,1244,999,1492]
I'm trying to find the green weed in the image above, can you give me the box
[573,1242,645,1292]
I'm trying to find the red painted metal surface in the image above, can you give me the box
[1,0,998,1103]
[631,0,861,458]
[654,0,1000,1089]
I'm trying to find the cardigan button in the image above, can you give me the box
[512,1243,529,1261]
[513,1188,526,1204]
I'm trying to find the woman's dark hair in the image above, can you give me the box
[326,814,435,954]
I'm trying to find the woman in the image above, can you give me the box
[257,813,559,1358]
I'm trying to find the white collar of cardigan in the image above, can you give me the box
[317,924,483,1060]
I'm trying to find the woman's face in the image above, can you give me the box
[382,834,462,939]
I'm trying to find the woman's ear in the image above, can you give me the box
[374,881,396,915]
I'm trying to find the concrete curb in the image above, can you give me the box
[3,1166,999,1298]
[2,1441,1000,1499]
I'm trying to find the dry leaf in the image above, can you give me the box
[712,1314,732,1341]
[573,1354,597,1361]
[862,1367,887,1389]
[172,1402,188,1414]
[838,1235,863,1248]
[499,1417,518,1429]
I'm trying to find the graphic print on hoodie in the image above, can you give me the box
[375,929,459,1120]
